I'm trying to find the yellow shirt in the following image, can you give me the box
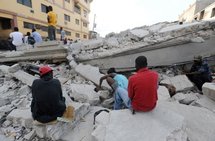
[48,11,57,26]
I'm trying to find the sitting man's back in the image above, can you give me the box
[31,66,66,123]
[128,56,158,112]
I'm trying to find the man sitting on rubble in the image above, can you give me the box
[96,68,131,110]
[186,56,212,91]
[31,66,66,123]
[128,56,159,113]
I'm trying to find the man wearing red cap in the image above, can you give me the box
[31,66,66,123]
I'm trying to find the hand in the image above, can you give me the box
[94,86,101,92]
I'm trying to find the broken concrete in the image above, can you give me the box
[161,75,194,91]
[92,106,187,141]
[11,70,36,86]
[202,83,215,101]
[192,95,215,113]
[157,86,170,101]
[68,84,100,105]
[75,64,111,89]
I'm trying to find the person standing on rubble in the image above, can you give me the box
[186,56,212,91]
[97,68,131,110]
[128,56,158,113]
[47,6,57,40]
[31,66,66,123]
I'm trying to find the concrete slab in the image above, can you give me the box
[161,75,194,91]
[75,64,111,89]
[202,83,215,101]
[11,70,36,86]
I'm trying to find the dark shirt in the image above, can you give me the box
[190,60,212,81]
[31,78,66,123]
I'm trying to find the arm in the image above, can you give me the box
[99,73,115,87]
[47,13,51,23]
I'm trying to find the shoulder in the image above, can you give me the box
[32,79,40,86]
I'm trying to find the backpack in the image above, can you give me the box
[28,36,35,45]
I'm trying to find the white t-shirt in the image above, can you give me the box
[9,32,23,46]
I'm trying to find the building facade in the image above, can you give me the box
[0,0,93,40]
[179,0,215,22]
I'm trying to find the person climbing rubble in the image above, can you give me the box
[31,66,67,123]
[96,67,131,110]
[186,56,212,91]
[128,56,159,113]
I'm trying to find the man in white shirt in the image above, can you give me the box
[9,27,23,51]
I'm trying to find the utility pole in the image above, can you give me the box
[92,14,96,31]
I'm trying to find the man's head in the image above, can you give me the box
[39,66,53,78]
[27,32,31,36]
[14,27,19,31]
[135,56,148,71]
[60,27,63,30]
[48,6,53,12]
[107,68,116,74]
[32,28,36,32]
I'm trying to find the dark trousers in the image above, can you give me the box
[48,25,56,40]
[8,41,17,51]
[187,74,212,91]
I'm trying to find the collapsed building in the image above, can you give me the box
[0,19,215,141]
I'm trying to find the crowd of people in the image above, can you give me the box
[7,6,70,51]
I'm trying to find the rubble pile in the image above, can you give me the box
[68,20,215,61]
[0,20,215,141]
[0,61,215,141]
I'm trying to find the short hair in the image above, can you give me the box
[27,32,31,36]
[107,68,116,74]
[14,27,19,31]
[135,56,148,70]
[32,28,36,32]
[48,6,53,11]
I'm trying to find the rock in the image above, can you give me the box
[104,37,119,47]
[24,130,36,141]
[161,75,194,91]
[75,64,111,89]
[92,106,187,141]
[157,86,170,101]
[130,28,149,38]
[191,37,205,43]
[7,108,33,128]
[179,93,199,105]
[0,65,10,74]
[160,101,215,141]
[11,70,36,86]
[202,83,215,101]
[68,84,100,105]
[8,64,21,73]
[192,95,215,112]
[172,93,186,101]
[0,98,10,107]
[17,85,31,95]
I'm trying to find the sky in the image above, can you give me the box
[89,0,196,37]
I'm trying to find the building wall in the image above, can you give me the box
[179,3,196,22]
[179,0,215,22]
[0,0,92,40]
[195,2,215,20]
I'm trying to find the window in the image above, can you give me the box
[211,8,215,18]
[199,10,205,20]
[83,35,87,39]
[76,33,80,38]
[65,0,70,3]
[65,31,71,36]
[23,22,34,29]
[75,19,80,25]
[84,10,88,17]
[64,14,70,22]
[17,0,32,8]
[41,4,49,13]
[74,4,81,14]
[83,22,88,27]
[0,18,11,29]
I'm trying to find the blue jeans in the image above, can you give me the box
[114,87,131,110]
